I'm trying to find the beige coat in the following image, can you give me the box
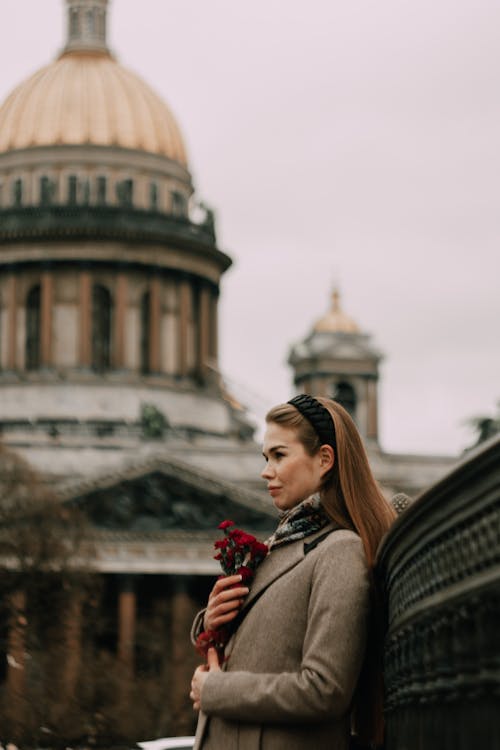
[193,525,370,750]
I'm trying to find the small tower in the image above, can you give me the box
[288,289,382,445]
[63,0,109,54]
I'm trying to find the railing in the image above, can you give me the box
[0,204,218,248]
[377,435,500,749]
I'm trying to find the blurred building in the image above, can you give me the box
[0,0,456,739]
[288,289,455,497]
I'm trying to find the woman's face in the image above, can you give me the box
[261,422,329,511]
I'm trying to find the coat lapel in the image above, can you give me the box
[236,522,339,620]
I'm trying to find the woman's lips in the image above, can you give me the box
[268,487,281,496]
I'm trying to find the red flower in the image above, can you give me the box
[236,565,254,582]
[195,628,228,659]
[229,530,256,545]
[195,520,268,661]
[251,541,269,558]
[218,520,235,530]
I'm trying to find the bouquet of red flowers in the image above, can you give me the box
[195,520,268,659]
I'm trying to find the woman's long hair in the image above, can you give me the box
[266,397,396,746]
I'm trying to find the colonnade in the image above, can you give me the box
[4,574,202,737]
[1,266,219,379]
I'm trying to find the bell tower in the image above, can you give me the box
[288,289,382,445]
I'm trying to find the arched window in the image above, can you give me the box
[116,179,133,207]
[26,285,41,370]
[333,381,357,418]
[70,8,80,38]
[12,178,23,207]
[149,182,158,211]
[68,175,78,205]
[40,176,54,206]
[92,284,112,371]
[96,176,107,205]
[140,291,151,373]
[171,190,186,217]
[86,9,95,35]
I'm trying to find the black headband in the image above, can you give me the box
[287,394,337,450]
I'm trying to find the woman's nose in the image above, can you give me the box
[261,462,273,480]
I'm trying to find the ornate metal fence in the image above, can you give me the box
[377,435,500,749]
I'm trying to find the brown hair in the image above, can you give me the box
[265,397,396,745]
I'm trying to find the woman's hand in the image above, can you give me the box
[204,574,249,631]
[190,647,221,711]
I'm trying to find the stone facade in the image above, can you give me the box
[0,0,459,742]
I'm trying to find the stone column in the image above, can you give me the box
[40,270,53,367]
[366,376,379,441]
[114,271,127,368]
[7,273,17,370]
[178,278,190,376]
[118,575,136,675]
[50,589,83,724]
[209,288,219,362]
[170,577,200,736]
[59,590,83,702]
[79,270,92,367]
[6,589,27,730]
[198,284,211,378]
[149,275,161,373]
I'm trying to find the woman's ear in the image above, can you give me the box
[319,445,334,476]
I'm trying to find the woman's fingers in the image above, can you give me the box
[190,664,208,710]
[204,581,249,630]
[208,586,249,610]
[206,608,241,631]
[205,597,247,630]
[208,574,245,599]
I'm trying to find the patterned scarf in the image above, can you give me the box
[266,494,331,551]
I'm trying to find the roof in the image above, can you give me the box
[0,49,187,164]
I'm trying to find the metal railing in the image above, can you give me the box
[377,435,500,749]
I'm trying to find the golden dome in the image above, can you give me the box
[0,49,187,164]
[313,289,360,334]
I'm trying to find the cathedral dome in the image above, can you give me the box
[0,49,187,164]
[313,289,360,334]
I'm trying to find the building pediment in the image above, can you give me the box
[57,454,277,535]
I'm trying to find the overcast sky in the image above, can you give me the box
[1,0,499,456]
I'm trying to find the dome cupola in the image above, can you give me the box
[289,288,382,445]
[0,0,187,164]
[313,289,360,334]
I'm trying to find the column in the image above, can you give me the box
[209,288,219,362]
[198,284,211,378]
[114,272,127,368]
[40,270,53,367]
[6,589,27,730]
[178,278,190,376]
[118,575,136,675]
[51,589,83,724]
[366,377,379,442]
[170,577,200,736]
[7,273,17,370]
[79,270,91,367]
[148,275,161,373]
[59,591,83,701]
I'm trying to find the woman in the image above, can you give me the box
[190,394,395,750]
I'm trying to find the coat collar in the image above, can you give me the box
[238,521,340,618]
